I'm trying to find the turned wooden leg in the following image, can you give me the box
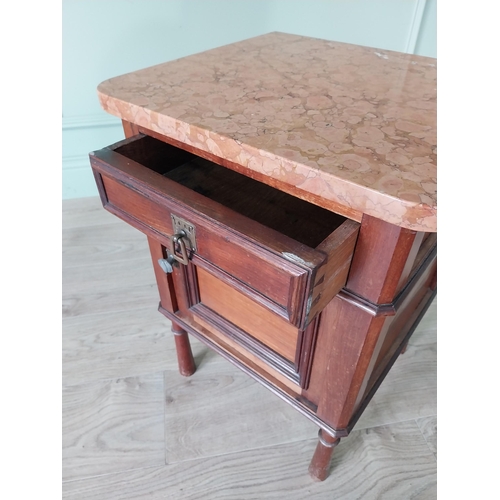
[308,429,340,481]
[171,322,196,377]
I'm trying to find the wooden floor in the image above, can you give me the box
[62,197,437,499]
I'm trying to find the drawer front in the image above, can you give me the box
[95,173,310,325]
[90,134,359,328]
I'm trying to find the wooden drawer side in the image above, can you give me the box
[307,220,360,323]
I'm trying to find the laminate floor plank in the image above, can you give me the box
[62,373,165,482]
[63,307,223,386]
[356,342,437,430]
[63,420,437,500]
[63,222,151,269]
[63,282,158,318]
[408,298,437,347]
[63,307,171,385]
[416,416,437,458]
[63,257,156,295]
[164,338,436,464]
[63,201,159,313]
[163,361,318,463]
[62,196,123,229]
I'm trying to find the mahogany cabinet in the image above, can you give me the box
[89,33,437,481]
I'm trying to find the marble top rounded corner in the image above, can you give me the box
[97,32,437,232]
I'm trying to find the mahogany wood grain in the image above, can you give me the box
[95,170,309,321]
[346,215,418,304]
[160,307,347,438]
[409,233,437,278]
[306,297,386,430]
[347,286,436,434]
[382,260,437,363]
[189,306,301,391]
[196,267,299,362]
[146,215,195,377]
[92,170,108,205]
[134,123,364,223]
[308,430,340,482]
[389,243,437,314]
[192,303,300,385]
[171,323,196,377]
[121,119,140,138]
[90,134,360,328]
[94,136,328,267]
[189,256,296,328]
[99,175,173,247]
[123,121,196,378]
[359,258,437,405]
[90,150,313,317]
[394,231,424,294]
[303,238,436,433]
[307,220,359,321]
[168,263,192,315]
[345,248,437,416]
[192,221,309,316]
[165,156,346,248]
[83,120,438,481]
[190,258,326,389]
[168,309,304,402]
[146,236,177,313]
[295,317,320,390]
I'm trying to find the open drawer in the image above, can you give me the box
[89,134,359,332]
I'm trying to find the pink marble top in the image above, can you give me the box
[98,32,437,232]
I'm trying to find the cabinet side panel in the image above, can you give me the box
[345,215,418,304]
[359,257,437,407]
[303,297,385,429]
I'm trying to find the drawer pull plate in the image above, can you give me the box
[171,214,197,252]
[167,214,197,266]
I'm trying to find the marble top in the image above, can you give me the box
[98,32,437,232]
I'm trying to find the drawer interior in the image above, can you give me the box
[114,135,346,248]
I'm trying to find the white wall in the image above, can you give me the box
[62,0,437,199]
[415,0,437,58]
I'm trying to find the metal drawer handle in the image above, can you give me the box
[169,231,190,266]
[158,215,197,274]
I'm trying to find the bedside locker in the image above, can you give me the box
[89,32,437,481]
